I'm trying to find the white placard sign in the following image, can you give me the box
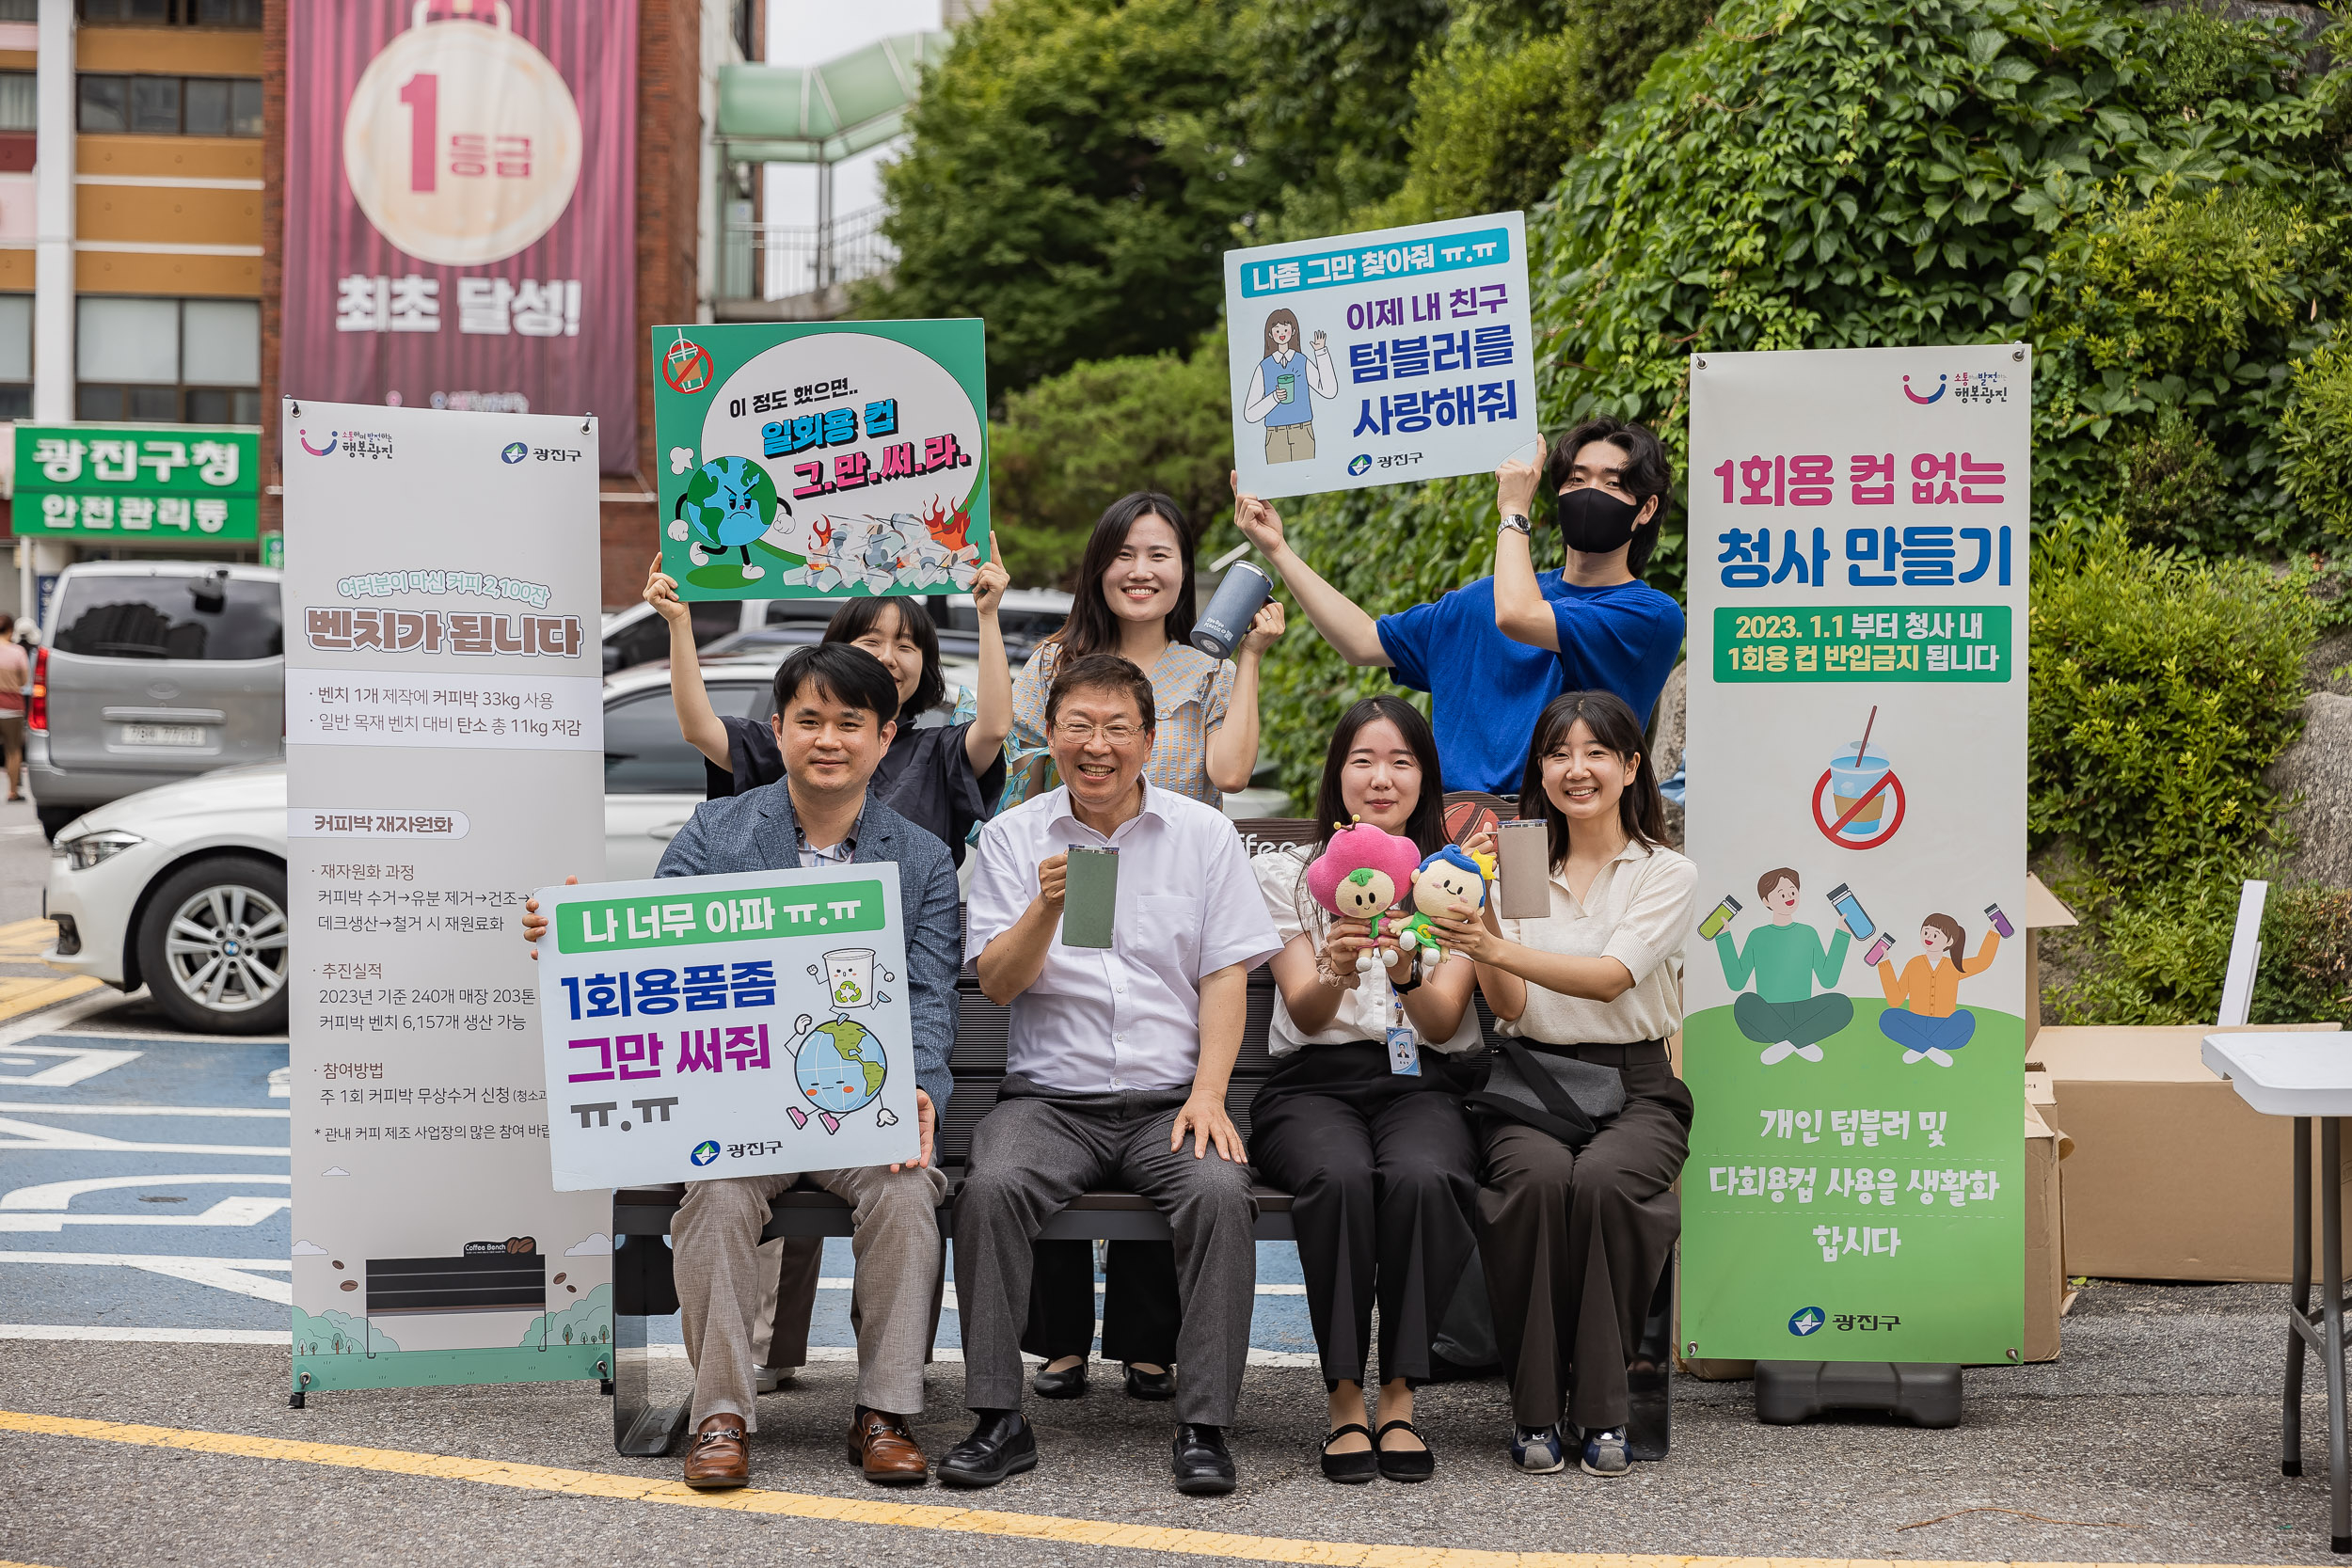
[284,398,612,1397]
[536,868,919,1189]
[1223,210,1538,500]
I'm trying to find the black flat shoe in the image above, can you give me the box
[1375,1418,1434,1482]
[1032,1360,1089,1400]
[1171,1421,1235,1495]
[1319,1422,1376,1484]
[937,1411,1037,1488]
[1124,1362,1176,1401]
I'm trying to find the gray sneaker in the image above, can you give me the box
[1580,1425,1630,1477]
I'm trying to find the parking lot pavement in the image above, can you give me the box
[1,982,2341,1567]
[0,1276,2344,1568]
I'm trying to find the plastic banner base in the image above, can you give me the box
[1753,1359,1962,1428]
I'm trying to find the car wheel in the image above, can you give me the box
[135,855,292,1035]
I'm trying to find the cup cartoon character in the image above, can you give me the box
[816,947,878,1010]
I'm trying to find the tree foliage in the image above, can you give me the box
[989,336,1236,588]
[867,0,1262,393]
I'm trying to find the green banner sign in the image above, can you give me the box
[1715,606,2012,683]
[649,320,990,600]
[555,879,886,955]
[14,424,262,542]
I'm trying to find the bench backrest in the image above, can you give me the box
[940,807,1513,1168]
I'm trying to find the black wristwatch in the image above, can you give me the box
[1391,958,1424,995]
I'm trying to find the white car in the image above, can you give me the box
[42,654,1288,1037]
[40,662,798,1036]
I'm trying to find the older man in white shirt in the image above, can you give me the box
[937,651,1281,1497]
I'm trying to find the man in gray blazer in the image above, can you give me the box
[528,643,960,1492]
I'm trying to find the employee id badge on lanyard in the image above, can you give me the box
[1364,963,1421,1076]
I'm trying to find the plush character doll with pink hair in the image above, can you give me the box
[1304,820,1425,973]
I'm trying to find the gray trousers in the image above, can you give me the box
[956,1084,1258,1426]
[675,1162,948,1428]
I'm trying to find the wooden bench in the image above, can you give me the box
[608,814,1673,1458]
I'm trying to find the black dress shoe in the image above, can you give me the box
[937,1410,1038,1488]
[1171,1422,1235,1495]
[1375,1418,1434,1483]
[1032,1360,1089,1400]
[1319,1422,1376,1484]
[1123,1362,1176,1401]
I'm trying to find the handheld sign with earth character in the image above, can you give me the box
[533,867,916,1188]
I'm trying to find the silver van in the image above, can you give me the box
[29,561,284,838]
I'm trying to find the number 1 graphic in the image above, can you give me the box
[399,71,437,193]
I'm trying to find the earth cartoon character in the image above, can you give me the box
[669,455,785,580]
[778,1013,897,1134]
[1394,844,1491,965]
[1304,819,1422,974]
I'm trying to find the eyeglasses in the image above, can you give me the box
[1053,719,1144,744]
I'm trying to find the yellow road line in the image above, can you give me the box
[0,1407,2298,1568]
[0,974,101,1021]
[0,917,59,958]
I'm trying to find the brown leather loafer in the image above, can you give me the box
[845,1406,930,1487]
[682,1417,750,1489]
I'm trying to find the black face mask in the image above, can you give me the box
[1557,485,1644,555]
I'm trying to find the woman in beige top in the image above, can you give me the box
[1425,689,1695,1481]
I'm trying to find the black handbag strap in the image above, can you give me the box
[1472,1038,1597,1146]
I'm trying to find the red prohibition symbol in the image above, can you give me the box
[1812,766,1907,850]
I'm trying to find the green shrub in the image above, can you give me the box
[2029,531,2317,872]
[988,337,1234,589]
[2280,341,2352,543]
[2048,875,2352,1027]
[1375,28,1596,228]
[2116,404,2226,549]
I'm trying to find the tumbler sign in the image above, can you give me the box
[1680,345,2031,1366]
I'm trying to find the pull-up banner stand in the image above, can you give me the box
[1681,347,2030,1418]
[282,399,611,1401]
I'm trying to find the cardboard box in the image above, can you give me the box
[2024,872,2077,1048]
[2021,1099,2072,1363]
[2036,1022,2345,1281]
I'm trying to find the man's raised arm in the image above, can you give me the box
[1231,472,1391,668]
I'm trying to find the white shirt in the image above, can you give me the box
[1498,839,1696,1047]
[1251,845,1484,1058]
[965,781,1282,1093]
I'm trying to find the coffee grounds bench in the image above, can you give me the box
[606,816,1672,1458]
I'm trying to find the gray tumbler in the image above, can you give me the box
[1189,561,1273,660]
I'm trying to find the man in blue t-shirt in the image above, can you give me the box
[1230,417,1685,795]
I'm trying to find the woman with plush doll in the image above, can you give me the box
[1250,696,1486,1483]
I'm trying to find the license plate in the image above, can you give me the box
[121,723,207,747]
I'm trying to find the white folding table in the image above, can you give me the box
[2204,1031,2352,1552]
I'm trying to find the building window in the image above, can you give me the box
[78,0,262,25]
[75,296,259,425]
[0,0,36,20]
[79,75,262,136]
[0,73,32,134]
[0,294,29,422]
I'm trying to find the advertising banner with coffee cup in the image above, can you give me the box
[1680,346,2030,1365]
[1222,211,1538,501]
[533,867,918,1189]
[283,399,612,1397]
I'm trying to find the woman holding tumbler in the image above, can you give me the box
[1422,689,1695,1480]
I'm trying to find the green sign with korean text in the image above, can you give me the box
[649,320,990,599]
[1714,606,2012,683]
[554,879,888,955]
[13,424,261,541]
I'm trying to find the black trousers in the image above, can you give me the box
[1025,1239,1183,1365]
[1248,1042,1479,1389]
[1476,1039,1690,1430]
